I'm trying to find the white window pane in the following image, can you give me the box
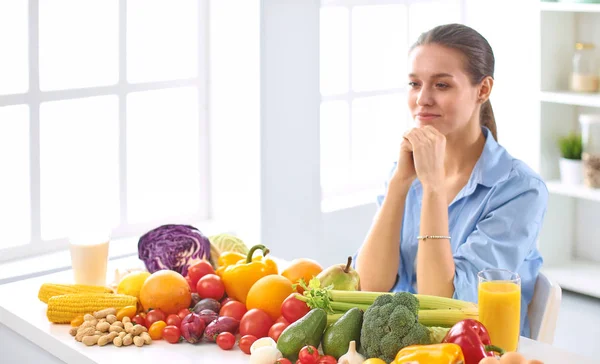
[0,106,30,248]
[0,1,28,95]
[320,101,350,196]
[127,87,201,223]
[40,97,119,240]
[352,5,407,92]
[320,7,349,96]
[128,0,198,83]
[351,94,406,186]
[408,1,462,42]
[39,0,118,91]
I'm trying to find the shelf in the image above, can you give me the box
[546,180,600,201]
[540,91,600,108]
[540,2,600,13]
[543,259,600,298]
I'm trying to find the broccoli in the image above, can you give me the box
[359,292,441,363]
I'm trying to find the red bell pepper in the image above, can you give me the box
[442,319,504,364]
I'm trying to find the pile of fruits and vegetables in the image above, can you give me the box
[38,224,544,364]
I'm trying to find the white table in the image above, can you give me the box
[0,256,596,364]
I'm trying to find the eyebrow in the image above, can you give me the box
[409,73,454,78]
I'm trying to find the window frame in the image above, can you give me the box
[0,0,210,262]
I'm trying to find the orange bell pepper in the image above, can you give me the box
[215,251,246,277]
[394,344,465,364]
[221,244,278,304]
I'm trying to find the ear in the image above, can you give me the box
[477,76,494,103]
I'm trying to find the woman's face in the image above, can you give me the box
[407,44,482,136]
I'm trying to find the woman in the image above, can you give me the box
[354,24,547,337]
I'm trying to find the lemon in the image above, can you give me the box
[363,359,387,364]
[117,271,151,299]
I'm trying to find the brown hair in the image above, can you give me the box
[410,24,497,141]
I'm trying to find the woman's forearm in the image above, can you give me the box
[417,186,455,297]
[356,177,411,292]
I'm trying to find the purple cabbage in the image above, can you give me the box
[138,224,211,276]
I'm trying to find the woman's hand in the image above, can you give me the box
[392,135,417,185]
[402,126,446,188]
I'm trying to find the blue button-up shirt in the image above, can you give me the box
[357,126,547,338]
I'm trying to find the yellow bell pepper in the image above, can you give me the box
[394,344,465,364]
[221,244,278,304]
[215,251,246,277]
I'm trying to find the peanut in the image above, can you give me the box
[94,308,117,319]
[98,332,119,347]
[78,320,97,332]
[133,336,145,347]
[99,318,107,323]
[94,331,103,336]
[122,334,133,346]
[75,327,95,342]
[124,322,134,334]
[118,332,126,340]
[140,332,152,345]
[106,314,117,324]
[82,335,101,346]
[83,314,95,322]
[109,325,124,333]
[113,336,123,347]
[131,325,146,336]
[121,316,131,324]
[96,321,110,332]
[112,321,124,328]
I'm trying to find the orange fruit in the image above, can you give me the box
[281,258,323,293]
[139,270,191,315]
[246,275,294,321]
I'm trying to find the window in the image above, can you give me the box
[319,0,462,203]
[0,0,208,261]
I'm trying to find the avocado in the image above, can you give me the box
[276,308,327,361]
[321,307,363,359]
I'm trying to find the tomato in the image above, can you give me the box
[280,294,310,324]
[149,320,167,340]
[188,261,215,286]
[196,274,225,300]
[275,359,293,364]
[139,312,147,319]
[219,301,247,321]
[116,306,137,321]
[132,314,146,328]
[146,309,166,328]
[220,297,234,306]
[166,314,182,328]
[238,334,257,355]
[317,356,337,364]
[268,322,288,343]
[162,325,181,344]
[177,308,191,320]
[239,309,273,338]
[275,316,290,325]
[216,332,236,350]
[186,275,197,293]
[298,345,320,364]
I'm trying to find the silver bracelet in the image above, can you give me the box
[417,235,451,241]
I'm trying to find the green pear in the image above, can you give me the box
[316,256,360,291]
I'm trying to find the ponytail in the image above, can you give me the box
[480,100,497,141]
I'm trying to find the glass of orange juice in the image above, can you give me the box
[69,232,110,286]
[478,269,521,352]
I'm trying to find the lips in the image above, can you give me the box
[416,112,441,121]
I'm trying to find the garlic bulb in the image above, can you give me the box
[249,346,283,364]
[338,341,364,364]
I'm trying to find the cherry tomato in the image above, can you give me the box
[298,345,320,364]
[281,294,310,324]
[238,334,257,355]
[317,356,337,364]
[149,320,167,340]
[132,314,146,328]
[239,309,273,338]
[268,322,288,343]
[146,309,166,328]
[188,261,215,286]
[177,308,191,320]
[162,325,181,344]
[186,275,197,293]
[166,314,182,328]
[275,316,290,325]
[219,300,247,321]
[196,274,225,300]
[276,359,293,364]
[216,332,236,350]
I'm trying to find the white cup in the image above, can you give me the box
[69,232,110,286]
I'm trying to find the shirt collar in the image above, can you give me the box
[467,126,513,190]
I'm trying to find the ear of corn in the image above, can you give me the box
[38,283,114,303]
[46,293,137,324]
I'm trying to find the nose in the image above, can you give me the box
[416,87,434,107]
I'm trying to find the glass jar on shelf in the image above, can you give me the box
[570,43,598,93]
[579,114,600,188]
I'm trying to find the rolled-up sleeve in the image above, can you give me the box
[452,175,548,303]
